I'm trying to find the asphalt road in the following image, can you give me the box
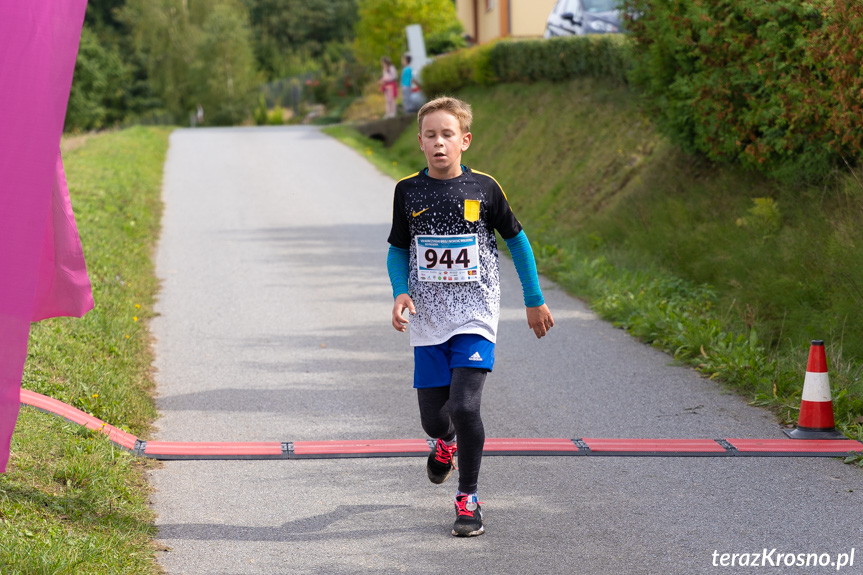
[151,126,863,575]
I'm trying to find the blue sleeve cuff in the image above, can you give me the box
[387,245,410,298]
[504,231,545,308]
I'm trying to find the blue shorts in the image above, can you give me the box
[413,333,495,389]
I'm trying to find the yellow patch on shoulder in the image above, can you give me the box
[464,199,480,222]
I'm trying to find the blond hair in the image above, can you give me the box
[417,96,472,134]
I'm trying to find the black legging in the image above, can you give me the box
[417,367,487,494]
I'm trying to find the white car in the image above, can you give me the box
[544,0,623,38]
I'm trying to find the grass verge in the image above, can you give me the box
[0,126,171,574]
[322,124,425,180]
[324,80,863,466]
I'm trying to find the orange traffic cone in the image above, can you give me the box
[785,340,846,439]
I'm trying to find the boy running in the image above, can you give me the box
[386,96,554,537]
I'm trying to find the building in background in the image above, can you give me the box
[454,0,557,44]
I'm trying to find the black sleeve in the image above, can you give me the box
[487,179,523,240]
[387,185,411,249]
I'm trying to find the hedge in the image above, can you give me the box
[420,34,630,97]
[622,0,863,182]
[490,34,630,85]
[420,42,495,96]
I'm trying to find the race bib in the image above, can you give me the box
[416,234,480,282]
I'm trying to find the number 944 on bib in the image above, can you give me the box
[416,234,480,283]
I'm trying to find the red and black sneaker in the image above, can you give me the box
[452,493,484,537]
[426,438,457,484]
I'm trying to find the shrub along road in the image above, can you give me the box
[151,126,862,574]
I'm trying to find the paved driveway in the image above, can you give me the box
[151,126,863,575]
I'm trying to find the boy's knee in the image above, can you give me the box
[449,402,480,425]
[420,418,453,440]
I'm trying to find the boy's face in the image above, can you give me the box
[418,110,471,180]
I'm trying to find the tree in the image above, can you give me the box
[62,1,162,130]
[243,0,358,79]
[192,0,262,125]
[353,0,463,68]
[119,0,260,124]
[66,25,130,132]
[120,0,198,121]
[84,0,128,34]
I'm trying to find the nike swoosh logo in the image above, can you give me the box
[412,208,429,217]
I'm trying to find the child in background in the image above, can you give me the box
[379,56,398,118]
[400,53,422,114]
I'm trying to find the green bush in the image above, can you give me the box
[252,94,269,125]
[267,105,285,125]
[420,34,629,96]
[421,43,495,97]
[491,34,630,85]
[622,0,863,182]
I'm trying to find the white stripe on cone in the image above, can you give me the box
[801,371,831,402]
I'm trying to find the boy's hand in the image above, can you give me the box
[392,294,416,332]
[526,304,554,339]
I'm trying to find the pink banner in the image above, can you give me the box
[0,1,92,472]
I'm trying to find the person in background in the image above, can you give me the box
[379,56,398,118]
[400,53,422,114]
